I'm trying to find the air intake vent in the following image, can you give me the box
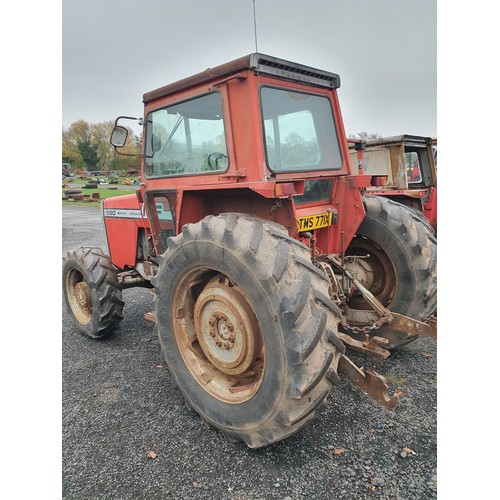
[249,53,341,89]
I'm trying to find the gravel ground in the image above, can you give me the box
[62,205,437,499]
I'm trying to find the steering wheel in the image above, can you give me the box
[206,152,228,170]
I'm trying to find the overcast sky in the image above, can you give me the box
[62,0,437,138]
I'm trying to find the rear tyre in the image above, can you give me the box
[345,196,437,348]
[394,199,436,236]
[63,247,124,338]
[152,213,345,448]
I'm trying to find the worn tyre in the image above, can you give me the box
[345,196,437,348]
[152,213,345,448]
[63,247,124,338]
[63,189,83,196]
[392,199,436,236]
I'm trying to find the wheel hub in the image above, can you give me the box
[74,281,91,309]
[194,278,261,376]
[345,236,396,308]
[172,269,265,404]
[65,269,93,325]
[208,312,236,349]
[345,258,375,292]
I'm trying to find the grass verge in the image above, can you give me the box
[62,187,137,206]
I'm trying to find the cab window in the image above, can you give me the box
[405,151,422,184]
[144,92,228,178]
[261,87,342,173]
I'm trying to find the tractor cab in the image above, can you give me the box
[110,53,369,263]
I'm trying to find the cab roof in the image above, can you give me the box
[143,53,341,104]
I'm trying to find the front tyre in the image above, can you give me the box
[63,247,124,338]
[153,214,345,448]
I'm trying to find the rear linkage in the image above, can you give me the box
[315,252,436,410]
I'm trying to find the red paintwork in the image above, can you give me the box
[369,189,427,198]
[422,187,437,228]
[105,55,371,270]
[346,139,365,175]
[102,193,149,269]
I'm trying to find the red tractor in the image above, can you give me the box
[348,135,437,231]
[63,54,437,448]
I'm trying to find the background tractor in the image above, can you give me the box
[348,135,437,231]
[63,53,437,448]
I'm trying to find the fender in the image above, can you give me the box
[102,193,150,269]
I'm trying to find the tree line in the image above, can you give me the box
[62,120,141,172]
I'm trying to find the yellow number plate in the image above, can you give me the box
[297,212,333,232]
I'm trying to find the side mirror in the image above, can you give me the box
[110,126,129,148]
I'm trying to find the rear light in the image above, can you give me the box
[274,182,297,197]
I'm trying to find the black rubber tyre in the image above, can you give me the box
[63,247,124,338]
[345,196,437,348]
[152,213,345,448]
[63,189,83,196]
[391,198,436,236]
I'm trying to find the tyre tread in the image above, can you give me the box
[154,213,343,448]
[63,246,124,338]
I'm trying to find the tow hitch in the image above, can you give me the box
[318,254,437,357]
[313,253,436,409]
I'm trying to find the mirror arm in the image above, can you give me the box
[114,115,142,126]
[111,116,143,157]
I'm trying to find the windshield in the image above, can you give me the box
[144,92,228,178]
[261,87,342,173]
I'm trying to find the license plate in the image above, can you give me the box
[297,212,333,232]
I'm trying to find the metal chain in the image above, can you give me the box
[270,198,282,213]
[340,314,391,334]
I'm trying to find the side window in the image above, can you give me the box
[147,193,176,254]
[145,93,228,178]
[405,151,422,184]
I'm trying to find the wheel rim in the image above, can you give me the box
[345,235,397,309]
[66,269,92,325]
[172,271,265,404]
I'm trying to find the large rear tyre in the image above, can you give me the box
[398,202,436,236]
[63,247,124,338]
[152,213,345,448]
[345,196,437,348]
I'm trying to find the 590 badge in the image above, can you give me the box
[297,212,334,232]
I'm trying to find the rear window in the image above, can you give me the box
[261,87,342,173]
